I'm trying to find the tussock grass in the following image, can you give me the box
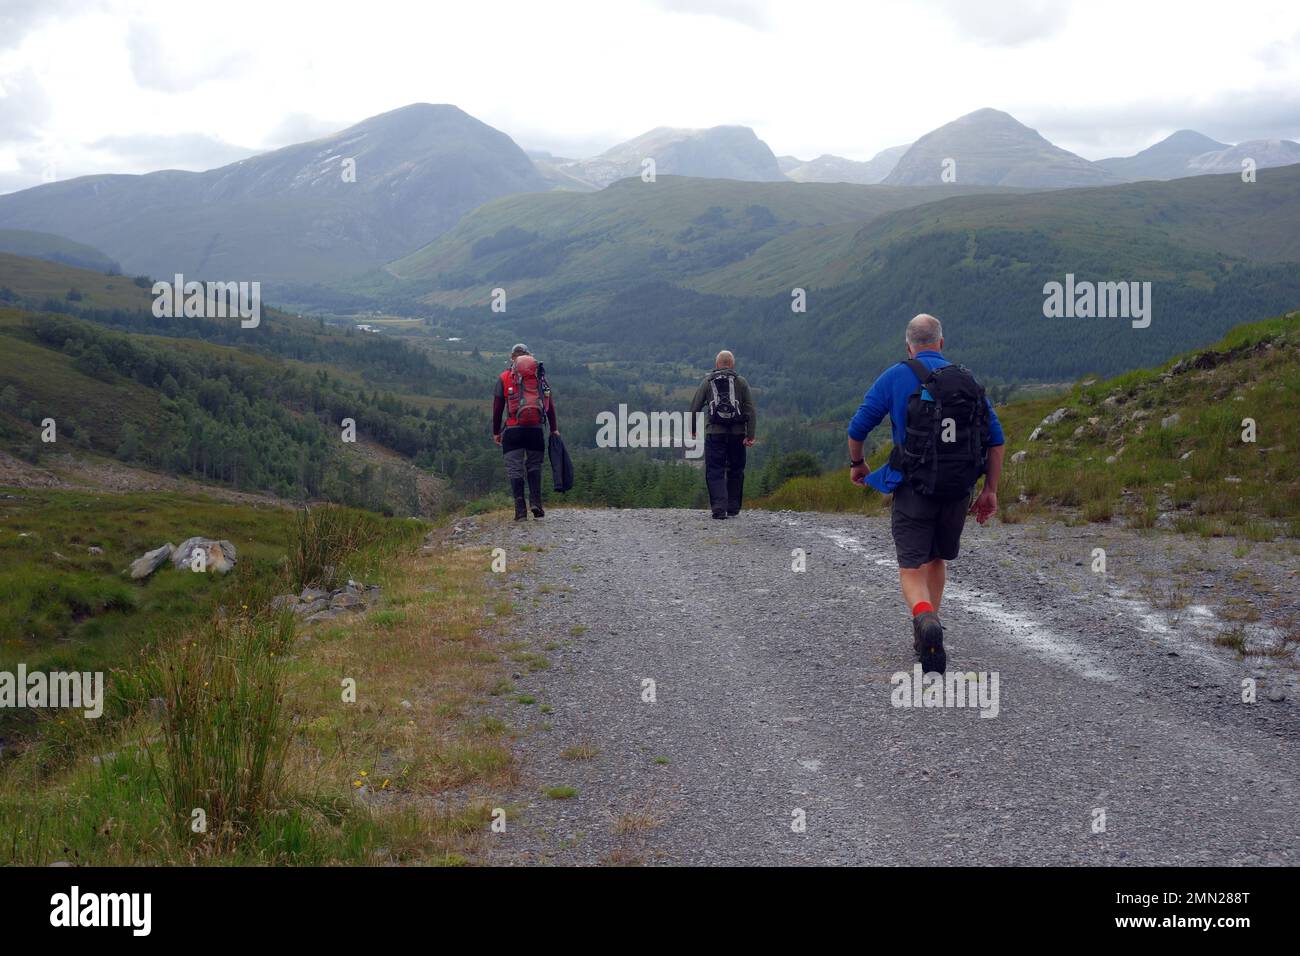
[613,809,661,834]
[561,741,600,761]
[147,610,293,849]
[0,500,511,865]
[286,504,402,591]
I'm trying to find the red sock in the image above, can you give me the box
[911,601,934,616]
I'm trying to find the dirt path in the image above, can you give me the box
[473,507,1299,866]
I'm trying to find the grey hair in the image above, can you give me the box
[905,314,943,349]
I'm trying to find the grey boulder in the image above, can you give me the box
[171,537,237,573]
[130,543,175,580]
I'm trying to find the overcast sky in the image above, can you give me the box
[1,0,1298,193]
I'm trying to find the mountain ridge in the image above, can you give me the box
[1097,129,1229,181]
[884,107,1120,188]
[548,125,787,188]
[0,103,547,288]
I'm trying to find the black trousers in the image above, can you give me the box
[705,434,747,514]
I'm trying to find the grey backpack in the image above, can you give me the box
[707,370,744,426]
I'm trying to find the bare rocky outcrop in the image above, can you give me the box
[273,580,383,624]
[129,537,237,578]
[171,537,237,573]
[129,543,174,579]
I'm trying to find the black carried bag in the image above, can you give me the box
[548,432,573,494]
[888,359,991,499]
[707,370,745,426]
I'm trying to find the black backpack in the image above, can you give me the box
[707,370,745,426]
[888,359,991,499]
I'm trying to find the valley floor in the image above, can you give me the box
[465,507,1298,865]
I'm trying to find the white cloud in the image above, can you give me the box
[89,132,257,170]
[0,0,1298,194]
[0,0,97,51]
[649,0,771,31]
[922,0,1070,47]
[126,20,251,92]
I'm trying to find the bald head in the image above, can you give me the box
[715,350,735,369]
[905,314,943,354]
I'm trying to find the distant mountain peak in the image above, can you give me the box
[1186,139,1300,175]
[883,108,1116,189]
[1098,130,1240,182]
[551,124,786,189]
[784,145,910,185]
[961,107,1021,122]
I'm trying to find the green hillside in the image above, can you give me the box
[0,251,155,311]
[691,164,1300,297]
[761,310,1300,540]
[353,167,1300,401]
[383,176,1018,312]
[0,306,500,512]
[0,252,491,399]
[0,229,120,273]
[817,163,1300,290]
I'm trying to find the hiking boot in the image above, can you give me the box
[912,611,947,674]
[511,478,528,521]
[726,510,740,517]
[711,510,728,519]
[527,472,544,519]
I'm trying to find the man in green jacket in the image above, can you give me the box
[688,350,757,519]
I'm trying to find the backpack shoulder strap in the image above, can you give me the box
[903,359,930,385]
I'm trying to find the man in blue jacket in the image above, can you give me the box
[847,314,1005,673]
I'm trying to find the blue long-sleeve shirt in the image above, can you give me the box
[848,350,1005,494]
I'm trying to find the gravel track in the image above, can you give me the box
[473,507,1299,866]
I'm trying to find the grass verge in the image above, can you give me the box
[0,499,511,865]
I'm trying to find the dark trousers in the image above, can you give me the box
[502,426,545,507]
[705,434,747,514]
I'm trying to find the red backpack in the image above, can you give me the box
[503,356,547,427]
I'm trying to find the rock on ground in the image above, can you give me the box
[129,543,174,579]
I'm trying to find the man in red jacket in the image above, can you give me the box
[493,344,558,520]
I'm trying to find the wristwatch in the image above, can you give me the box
[849,458,865,467]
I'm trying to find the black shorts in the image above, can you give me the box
[501,425,545,454]
[890,484,972,569]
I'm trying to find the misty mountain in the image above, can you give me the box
[527,150,603,193]
[1097,129,1229,181]
[883,108,1119,189]
[0,104,547,287]
[1185,139,1300,175]
[785,145,910,185]
[552,126,786,189]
